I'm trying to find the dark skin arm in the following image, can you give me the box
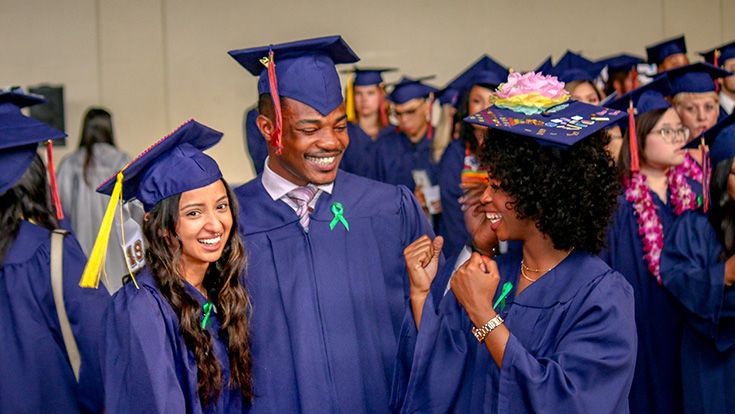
[404,235,444,328]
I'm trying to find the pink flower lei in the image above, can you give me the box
[674,152,703,182]
[624,168,699,283]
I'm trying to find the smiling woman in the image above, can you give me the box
[90,120,254,414]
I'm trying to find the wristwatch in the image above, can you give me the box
[471,314,504,343]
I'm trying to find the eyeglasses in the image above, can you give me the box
[650,127,690,143]
[392,100,426,118]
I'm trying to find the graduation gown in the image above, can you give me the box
[101,269,245,414]
[660,211,735,413]
[393,248,637,413]
[245,109,374,178]
[0,221,110,413]
[235,170,433,413]
[600,192,686,414]
[436,138,469,257]
[372,127,437,191]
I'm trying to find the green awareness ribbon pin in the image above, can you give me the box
[329,202,350,231]
[201,302,213,329]
[492,282,513,313]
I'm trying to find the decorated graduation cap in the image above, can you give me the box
[438,55,509,106]
[606,76,673,173]
[228,35,360,154]
[388,76,439,139]
[341,66,396,124]
[0,87,67,218]
[547,51,605,83]
[646,35,687,65]
[464,71,625,147]
[665,62,733,95]
[80,119,223,289]
[700,40,735,67]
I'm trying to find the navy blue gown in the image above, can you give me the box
[235,170,433,413]
[436,138,469,257]
[244,108,374,178]
[101,268,245,414]
[661,211,735,413]
[601,192,685,414]
[0,221,110,413]
[393,248,637,413]
[372,127,437,191]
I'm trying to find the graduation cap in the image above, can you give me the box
[665,62,733,95]
[387,76,439,139]
[464,71,625,147]
[438,55,509,106]
[684,111,735,165]
[0,87,67,218]
[547,51,605,83]
[341,67,396,124]
[80,119,223,289]
[534,56,554,74]
[597,54,644,74]
[606,76,673,172]
[700,40,735,67]
[646,35,687,65]
[228,35,360,154]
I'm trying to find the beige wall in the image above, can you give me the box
[2,0,734,184]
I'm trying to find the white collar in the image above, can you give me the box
[261,156,334,201]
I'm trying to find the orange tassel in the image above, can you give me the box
[46,140,64,220]
[426,95,434,140]
[628,101,640,172]
[263,49,283,155]
[631,66,639,91]
[714,49,721,94]
[379,91,389,128]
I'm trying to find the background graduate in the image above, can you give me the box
[602,76,699,414]
[343,66,394,140]
[93,120,253,413]
[394,72,636,413]
[228,35,434,413]
[646,35,690,73]
[700,40,735,116]
[660,112,735,414]
[0,88,110,413]
[436,55,507,258]
[547,50,606,105]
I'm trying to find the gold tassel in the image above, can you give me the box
[346,75,356,123]
[79,171,124,288]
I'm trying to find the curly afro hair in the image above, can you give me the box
[479,129,619,253]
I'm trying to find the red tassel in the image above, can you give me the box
[628,101,640,172]
[46,140,64,220]
[714,49,721,94]
[379,91,389,128]
[631,66,639,91]
[264,49,283,155]
[702,138,710,212]
[426,95,434,140]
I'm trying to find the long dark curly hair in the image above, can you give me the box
[0,154,59,262]
[142,179,253,407]
[479,129,619,253]
[709,157,735,260]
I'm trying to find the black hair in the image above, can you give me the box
[617,107,669,181]
[479,129,619,253]
[0,154,59,262]
[456,83,496,153]
[78,108,115,185]
[709,157,735,260]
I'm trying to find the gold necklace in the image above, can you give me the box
[519,248,575,283]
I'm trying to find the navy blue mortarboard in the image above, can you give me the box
[0,88,67,209]
[464,72,625,147]
[665,62,733,95]
[683,111,735,165]
[598,54,644,73]
[547,51,605,83]
[646,36,687,65]
[700,40,735,67]
[607,75,672,115]
[341,67,396,86]
[534,56,554,74]
[228,35,360,153]
[96,119,223,212]
[438,55,509,105]
[387,76,439,104]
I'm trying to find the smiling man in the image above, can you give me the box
[228,36,434,413]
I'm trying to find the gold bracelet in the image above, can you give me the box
[471,314,504,343]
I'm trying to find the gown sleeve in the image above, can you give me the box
[660,212,735,352]
[102,286,187,414]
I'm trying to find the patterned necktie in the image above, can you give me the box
[287,186,318,230]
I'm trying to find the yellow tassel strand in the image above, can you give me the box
[345,75,356,123]
[79,171,124,288]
